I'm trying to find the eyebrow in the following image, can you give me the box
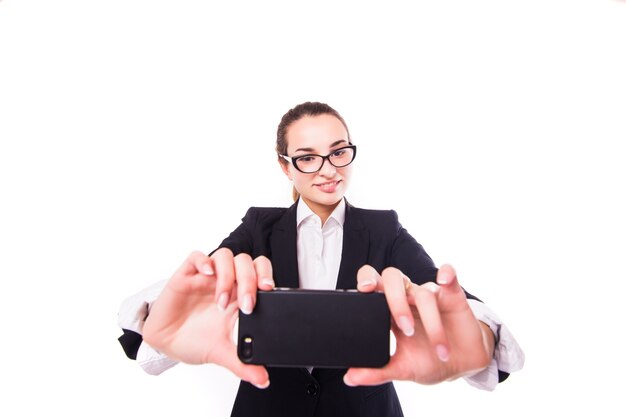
[294,140,348,153]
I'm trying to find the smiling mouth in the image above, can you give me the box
[313,180,342,193]
[314,180,341,187]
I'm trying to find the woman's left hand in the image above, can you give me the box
[344,264,494,386]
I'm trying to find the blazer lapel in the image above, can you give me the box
[336,202,369,290]
[270,201,300,288]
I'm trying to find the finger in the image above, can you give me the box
[169,251,215,293]
[208,324,271,390]
[234,253,257,315]
[436,264,460,289]
[381,267,414,337]
[436,264,467,312]
[253,256,274,291]
[411,283,450,362]
[174,250,214,276]
[212,248,236,311]
[356,265,383,293]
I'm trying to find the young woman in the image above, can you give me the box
[118,102,524,417]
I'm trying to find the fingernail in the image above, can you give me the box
[217,292,229,311]
[241,294,253,315]
[358,278,376,288]
[261,278,275,288]
[426,283,440,294]
[202,264,214,275]
[437,271,449,285]
[254,379,270,389]
[398,315,414,337]
[436,344,450,362]
[343,374,356,387]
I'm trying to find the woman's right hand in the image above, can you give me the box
[142,248,274,389]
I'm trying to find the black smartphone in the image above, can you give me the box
[237,288,390,368]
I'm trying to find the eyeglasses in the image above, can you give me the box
[280,145,357,174]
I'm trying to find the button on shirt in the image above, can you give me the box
[296,198,345,290]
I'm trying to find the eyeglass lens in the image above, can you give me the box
[295,147,355,173]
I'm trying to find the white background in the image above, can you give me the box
[1,0,625,415]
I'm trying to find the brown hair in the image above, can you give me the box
[276,102,351,201]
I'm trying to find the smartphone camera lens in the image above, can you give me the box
[239,336,254,361]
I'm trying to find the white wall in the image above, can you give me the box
[1,0,625,415]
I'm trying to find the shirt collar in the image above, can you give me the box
[297,198,346,228]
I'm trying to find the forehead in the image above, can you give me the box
[286,114,348,152]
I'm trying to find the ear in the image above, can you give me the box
[279,160,292,181]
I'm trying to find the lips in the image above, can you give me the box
[314,180,341,193]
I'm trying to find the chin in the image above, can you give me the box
[310,192,344,207]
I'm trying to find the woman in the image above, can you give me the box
[119,102,524,417]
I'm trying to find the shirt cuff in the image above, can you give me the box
[136,341,179,375]
[118,279,179,375]
[117,279,168,333]
[463,299,525,391]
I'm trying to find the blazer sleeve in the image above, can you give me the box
[210,207,286,258]
[387,212,438,285]
[210,207,258,256]
[387,210,481,302]
[387,210,524,385]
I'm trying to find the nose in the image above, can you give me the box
[318,157,337,177]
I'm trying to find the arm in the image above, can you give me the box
[389,213,524,388]
[464,299,526,390]
[479,320,496,359]
[345,211,524,387]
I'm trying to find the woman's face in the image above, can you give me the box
[281,114,353,212]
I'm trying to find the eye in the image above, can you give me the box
[332,149,346,157]
[296,155,316,163]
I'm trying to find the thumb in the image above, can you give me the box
[224,350,270,389]
[344,366,393,387]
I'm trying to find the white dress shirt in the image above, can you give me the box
[296,198,345,290]
[118,199,524,390]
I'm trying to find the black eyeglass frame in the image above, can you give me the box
[279,144,357,174]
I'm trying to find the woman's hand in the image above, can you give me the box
[345,265,494,386]
[142,249,274,389]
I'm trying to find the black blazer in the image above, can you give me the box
[218,201,447,417]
